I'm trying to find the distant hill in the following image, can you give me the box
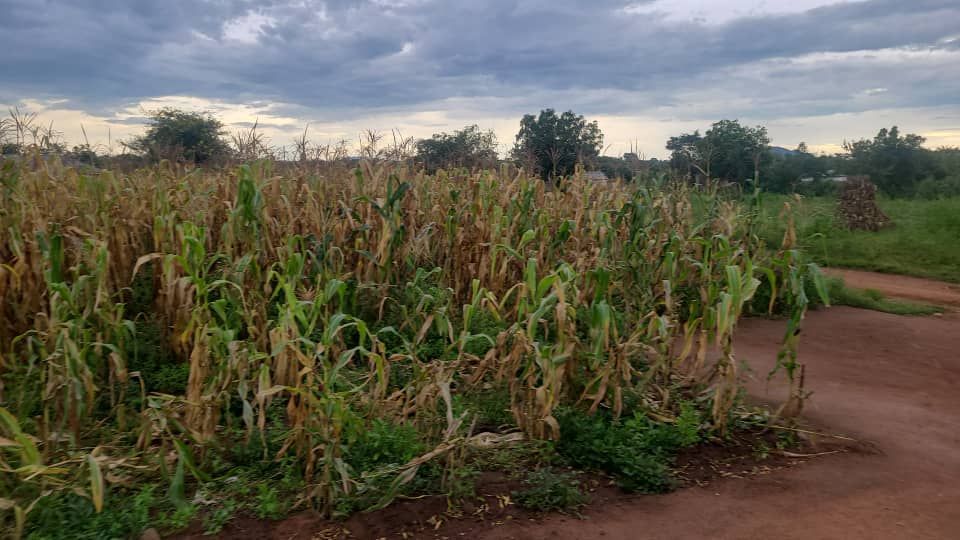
[769,146,801,157]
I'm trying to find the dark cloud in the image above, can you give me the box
[0,0,958,120]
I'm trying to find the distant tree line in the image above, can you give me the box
[3,106,958,198]
[665,119,959,198]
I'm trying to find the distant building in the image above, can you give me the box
[799,175,853,183]
[585,170,610,182]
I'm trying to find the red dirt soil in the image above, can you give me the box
[825,267,960,308]
[173,304,960,539]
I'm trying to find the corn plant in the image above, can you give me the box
[0,156,826,530]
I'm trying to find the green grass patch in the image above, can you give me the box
[826,278,942,316]
[758,195,960,283]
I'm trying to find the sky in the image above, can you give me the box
[1,0,959,158]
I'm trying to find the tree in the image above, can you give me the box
[414,124,499,173]
[125,108,231,164]
[597,155,634,181]
[844,126,939,197]
[704,120,770,185]
[767,143,830,193]
[512,109,603,181]
[666,130,707,179]
[666,120,770,186]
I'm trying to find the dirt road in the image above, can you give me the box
[825,268,960,308]
[484,307,960,539]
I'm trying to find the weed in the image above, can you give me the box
[250,484,281,520]
[555,406,702,493]
[346,419,425,473]
[202,499,238,535]
[752,440,771,461]
[159,504,198,531]
[24,486,157,540]
[513,468,586,512]
[775,430,799,450]
[444,465,480,504]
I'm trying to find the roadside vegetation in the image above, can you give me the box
[823,279,942,316]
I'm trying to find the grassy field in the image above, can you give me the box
[0,158,825,537]
[757,195,960,283]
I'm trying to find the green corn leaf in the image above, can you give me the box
[807,263,831,306]
[168,453,187,509]
[87,454,104,513]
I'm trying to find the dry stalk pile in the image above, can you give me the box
[838,176,890,231]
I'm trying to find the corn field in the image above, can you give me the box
[0,155,825,536]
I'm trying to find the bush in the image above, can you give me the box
[555,404,701,493]
[26,486,157,539]
[513,468,586,512]
[346,419,424,473]
[915,176,960,200]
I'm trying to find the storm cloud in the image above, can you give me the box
[2,0,959,154]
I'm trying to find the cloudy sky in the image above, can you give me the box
[2,0,959,158]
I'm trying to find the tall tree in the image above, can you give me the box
[844,126,939,197]
[704,120,770,185]
[125,108,230,164]
[415,124,499,173]
[666,120,770,186]
[512,109,603,181]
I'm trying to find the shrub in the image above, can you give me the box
[915,176,960,200]
[346,419,425,473]
[513,468,586,512]
[555,404,702,493]
[25,486,157,539]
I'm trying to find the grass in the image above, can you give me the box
[512,469,586,512]
[758,195,960,283]
[825,278,942,316]
[0,157,823,537]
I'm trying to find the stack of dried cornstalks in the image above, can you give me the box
[838,176,890,231]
